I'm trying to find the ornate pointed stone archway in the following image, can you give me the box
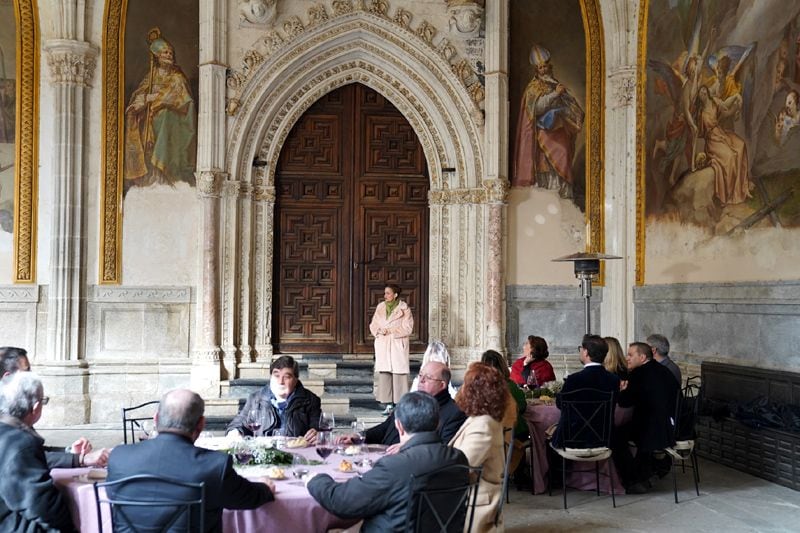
[198,5,506,381]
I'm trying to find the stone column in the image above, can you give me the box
[600,0,639,342]
[191,0,227,396]
[37,1,98,425]
[482,0,509,351]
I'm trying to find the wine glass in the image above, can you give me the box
[316,429,333,464]
[351,420,366,446]
[138,419,157,441]
[246,408,262,435]
[291,454,310,481]
[233,440,253,466]
[319,411,335,432]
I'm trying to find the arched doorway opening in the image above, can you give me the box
[272,83,429,355]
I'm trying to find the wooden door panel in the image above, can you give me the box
[364,116,423,174]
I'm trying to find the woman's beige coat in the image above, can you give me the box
[369,300,413,374]
[449,414,505,532]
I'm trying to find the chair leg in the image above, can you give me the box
[672,456,679,504]
[530,447,536,496]
[609,459,616,508]
[562,457,568,510]
[691,451,700,496]
[595,461,600,496]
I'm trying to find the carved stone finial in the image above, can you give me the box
[415,21,436,44]
[239,0,277,27]
[283,16,305,38]
[308,4,330,26]
[332,0,354,16]
[368,0,389,16]
[393,8,412,28]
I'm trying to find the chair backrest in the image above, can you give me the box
[122,400,160,444]
[675,382,701,442]
[495,428,515,527]
[554,388,615,449]
[406,463,482,533]
[94,474,204,533]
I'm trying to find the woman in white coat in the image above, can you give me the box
[369,284,414,415]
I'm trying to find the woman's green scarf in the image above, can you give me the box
[385,299,399,318]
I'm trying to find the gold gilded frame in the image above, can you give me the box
[635,0,649,285]
[11,0,39,283]
[99,0,127,284]
[580,0,605,260]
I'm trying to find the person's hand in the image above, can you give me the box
[257,478,277,494]
[304,428,318,445]
[226,430,243,440]
[83,448,110,467]
[556,83,566,95]
[524,354,534,365]
[619,380,628,391]
[70,437,92,455]
[335,434,354,445]
[385,443,402,455]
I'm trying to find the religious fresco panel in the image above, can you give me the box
[640,0,800,283]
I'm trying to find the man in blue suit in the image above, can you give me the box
[107,389,274,532]
[551,334,620,448]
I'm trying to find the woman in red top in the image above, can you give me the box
[510,335,556,387]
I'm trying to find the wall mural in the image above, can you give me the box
[639,0,800,283]
[101,0,199,283]
[1,0,37,283]
[509,0,604,258]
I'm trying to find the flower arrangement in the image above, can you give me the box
[525,380,564,400]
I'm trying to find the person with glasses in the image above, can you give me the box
[410,340,458,398]
[0,346,110,469]
[343,361,466,450]
[0,371,77,532]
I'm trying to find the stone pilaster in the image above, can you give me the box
[43,40,97,365]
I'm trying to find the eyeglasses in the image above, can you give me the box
[40,396,50,405]
[419,374,444,384]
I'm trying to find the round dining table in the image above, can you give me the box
[52,440,383,533]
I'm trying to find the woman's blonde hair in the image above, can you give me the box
[603,336,627,375]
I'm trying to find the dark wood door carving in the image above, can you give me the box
[273,84,428,354]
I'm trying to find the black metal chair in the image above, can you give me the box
[94,474,204,532]
[122,400,160,444]
[666,380,701,503]
[497,428,515,526]
[548,388,616,509]
[406,463,482,533]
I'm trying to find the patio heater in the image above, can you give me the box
[552,252,621,335]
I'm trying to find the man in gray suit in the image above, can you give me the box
[647,334,682,385]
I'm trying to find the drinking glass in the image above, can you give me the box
[246,408,262,434]
[233,441,253,466]
[319,411,335,432]
[351,421,366,445]
[316,429,333,464]
[291,454,310,481]
[139,419,157,441]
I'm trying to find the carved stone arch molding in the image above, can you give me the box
[223,7,489,363]
[11,0,40,283]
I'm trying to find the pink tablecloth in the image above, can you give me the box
[53,446,381,533]
[524,403,629,495]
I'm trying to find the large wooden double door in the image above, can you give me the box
[273,84,429,354]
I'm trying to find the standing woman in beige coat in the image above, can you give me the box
[369,284,414,415]
[449,362,509,532]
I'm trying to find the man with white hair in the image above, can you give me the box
[0,371,76,532]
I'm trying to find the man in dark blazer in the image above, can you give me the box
[362,362,465,448]
[107,389,274,532]
[613,341,679,493]
[551,334,620,448]
[308,391,469,533]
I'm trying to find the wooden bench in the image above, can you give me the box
[696,362,800,491]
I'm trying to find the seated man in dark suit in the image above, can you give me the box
[612,341,680,494]
[551,334,620,448]
[0,346,110,469]
[107,389,274,531]
[0,372,77,533]
[226,355,321,443]
[308,391,469,532]
[355,362,466,449]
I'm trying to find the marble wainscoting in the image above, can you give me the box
[0,285,41,355]
[506,285,604,375]
[634,281,800,378]
[85,286,196,423]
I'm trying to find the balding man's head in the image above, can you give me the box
[418,361,450,396]
[156,389,205,437]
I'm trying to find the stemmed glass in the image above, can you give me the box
[139,419,157,441]
[291,454,310,481]
[316,429,333,464]
[233,440,253,466]
[319,411,335,432]
[246,408,262,435]
[351,421,366,446]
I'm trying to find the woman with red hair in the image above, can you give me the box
[449,362,508,532]
[510,335,556,388]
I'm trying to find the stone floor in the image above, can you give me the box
[40,426,799,532]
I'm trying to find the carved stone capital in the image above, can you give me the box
[192,347,222,363]
[44,40,98,87]
[196,170,227,198]
[609,66,636,109]
[482,178,509,204]
[254,185,276,203]
[429,187,485,205]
